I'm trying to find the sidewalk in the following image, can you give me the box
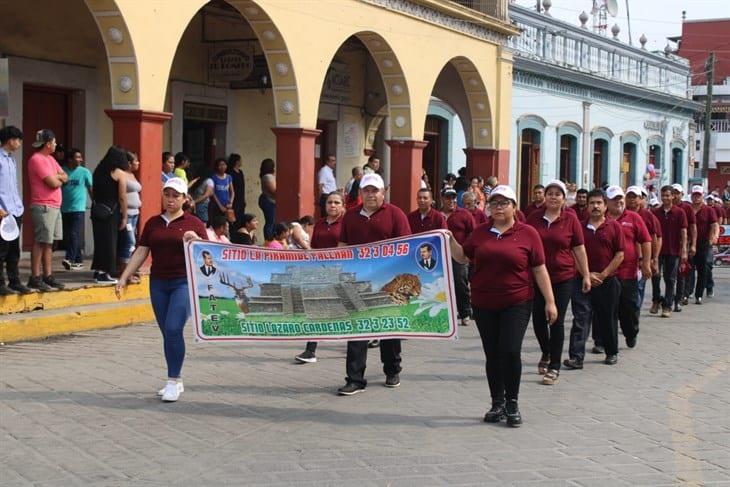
[0,269,728,486]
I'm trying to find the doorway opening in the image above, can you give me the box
[519,128,541,209]
[592,139,608,189]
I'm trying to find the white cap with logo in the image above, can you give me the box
[671,183,684,193]
[359,173,384,190]
[545,179,567,195]
[162,177,187,195]
[488,185,517,203]
[625,186,643,197]
[605,185,625,199]
[691,185,704,195]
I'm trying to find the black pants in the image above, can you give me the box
[453,259,471,319]
[676,262,690,303]
[651,255,679,309]
[0,215,21,284]
[618,278,639,340]
[474,301,531,402]
[692,241,710,299]
[319,194,328,217]
[590,277,620,356]
[91,208,120,275]
[532,279,573,370]
[305,341,317,353]
[345,339,401,387]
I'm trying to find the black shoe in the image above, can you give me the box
[681,296,689,306]
[505,399,522,427]
[626,336,637,348]
[0,283,17,296]
[384,374,400,388]
[604,355,618,365]
[483,401,506,423]
[367,340,380,348]
[563,358,583,370]
[337,383,365,396]
[61,259,72,271]
[695,297,702,305]
[95,272,118,285]
[591,345,605,354]
[295,350,317,363]
[43,275,65,290]
[707,289,714,298]
[673,303,682,312]
[8,281,33,295]
[27,276,51,292]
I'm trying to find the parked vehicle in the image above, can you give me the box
[714,248,730,267]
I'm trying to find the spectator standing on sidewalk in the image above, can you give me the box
[161,152,175,183]
[227,153,246,224]
[0,126,32,295]
[117,151,142,281]
[27,129,67,291]
[258,158,276,240]
[209,158,234,223]
[61,148,92,271]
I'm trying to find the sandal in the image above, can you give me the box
[129,275,141,284]
[538,355,549,375]
[542,369,559,385]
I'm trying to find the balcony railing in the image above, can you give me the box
[697,120,730,133]
[451,0,506,21]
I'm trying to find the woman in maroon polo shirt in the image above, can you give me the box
[451,185,557,427]
[526,180,590,386]
[294,191,346,364]
[115,177,207,402]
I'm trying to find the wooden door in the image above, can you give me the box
[519,129,540,209]
[423,116,441,195]
[593,140,604,189]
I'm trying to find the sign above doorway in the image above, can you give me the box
[208,42,255,83]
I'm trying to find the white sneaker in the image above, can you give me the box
[159,380,183,400]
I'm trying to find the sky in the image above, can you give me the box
[511,0,728,52]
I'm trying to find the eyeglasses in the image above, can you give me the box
[488,200,511,209]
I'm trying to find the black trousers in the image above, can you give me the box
[0,215,22,283]
[590,277,620,356]
[532,279,573,370]
[319,194,328,217]
[651,255,679,309]
[692,241,710,299]
[453,259,471,319]
[305,341,317,353]
[474,301,531,402]
[345,339,401,387]
[618,278,639,340]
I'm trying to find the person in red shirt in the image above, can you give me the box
[651,185,688,317]
[526,180,590,385]
[689,186,719,304]
[605,186,651,349]
[462,191,488,226]
[450,185,556,426]
[625,186,662,312]
[442,187,476,326]
[407,188,446,233]
[115,177,208,402]
[671,184,696,309]
[295,191,346,364]
[573,189,589,222]
[565,189,625,369]
[706,196,726,297]
[337,173,411,396]
[523,184,545,218]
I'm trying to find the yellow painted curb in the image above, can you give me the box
[0,277,150,315]
[0,301,154,344]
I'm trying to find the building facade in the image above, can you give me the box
[507,4,699,207]
[0,0,517,249]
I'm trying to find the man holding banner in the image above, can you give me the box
[337,173,411,395]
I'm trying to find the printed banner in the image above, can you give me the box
[718,225,730,246]
[185,231,457,342]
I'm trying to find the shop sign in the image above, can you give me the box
[644,120,667,132]
[208,43,255,82]
[321,61,351,104]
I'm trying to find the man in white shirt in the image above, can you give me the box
[318,155,338,216]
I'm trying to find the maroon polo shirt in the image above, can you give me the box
[526,207,584,284]
[582,218,625,275]
[340,202,411,245]
[462,221,545,311]
[653,206,688,256]
[469,208,489,226]
[523,202,545,218]
[693,205,718,243]
[611,211,651,280]
[573,205,590,222]
[311,216,343,249]
[407,208,447,234]
[678,201,696,227]
[516,210,527,223]
[634,208,662,238]
[444,207,475,245]
[139,212,208,280]
[712,205,725,224]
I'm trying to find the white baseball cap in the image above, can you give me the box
[162,177,187,195]
[359,173,384,190]
[488,185,517,203]
[691,185,704,195]
[545,179,567,195]
[605,185,625,200]
[0,215,19,241]
[649,196,660,207]
[671,183,684,193]
[626,185,643,197]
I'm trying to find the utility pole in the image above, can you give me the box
[701,52,715,179]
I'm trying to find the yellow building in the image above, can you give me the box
[1,0,517,241]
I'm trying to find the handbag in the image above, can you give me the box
[91,202,115,220]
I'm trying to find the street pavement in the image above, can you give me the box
[1,269,729,486]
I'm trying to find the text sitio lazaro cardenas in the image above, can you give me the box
[203,317,411,335]
[218,242,410,262]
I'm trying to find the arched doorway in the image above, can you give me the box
[593,139,609,189]
[622,143,636,188]
[520,128,541,209]
[672,147,683,184]
[559,134,578,183]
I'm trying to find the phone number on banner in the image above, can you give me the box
[239,317,411,336]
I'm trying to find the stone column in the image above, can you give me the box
[464,148,511,184]
[271,127,321,222]
[386,140,428,213]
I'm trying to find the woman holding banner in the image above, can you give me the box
[450,185,557,427]
[115,177,208,402]
[295,191,346,364]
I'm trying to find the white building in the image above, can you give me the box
[507,3,700,207]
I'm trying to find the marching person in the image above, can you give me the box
[295,192,346,364]
[523,184,546,218]
[690,186,718,304]
[407,188,447,233]
[450,185,557,426]
[441,187,475,326]
[573,189,589,221]
[651,185,688,318]
[115,177,207,402]
[462,191,488,226]
[605,186,651,349]
[565,189,624,369]
[625,186,662,312]
[526,180,590,385]
[671,184,696,310]
[337,173,411,395]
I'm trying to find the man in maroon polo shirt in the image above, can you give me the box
[651,185,688,317]
[671,184,696,309]
[337,173,411,396]
[705,196,726,297]
[573,189,589,222]
[442,187,475,326]
[462,191,488,226]
[407,188,446,234]
[565,189,624,368]
[625,186,662,311]
[690,186,719,304]
[605,186,651,349]
[523,184,546,218]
